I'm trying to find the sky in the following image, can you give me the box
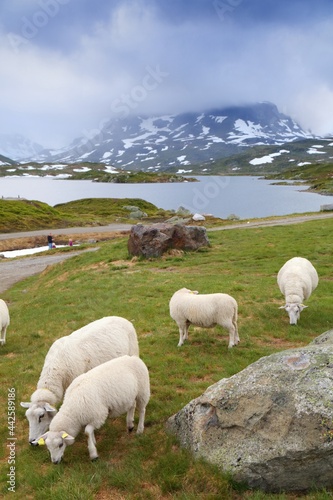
[1,0,333,149]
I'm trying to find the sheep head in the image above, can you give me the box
[279,303,307,325]
[31,431,75,464]
[20,401,57,443]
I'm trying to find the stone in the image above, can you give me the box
[129,210,147,219]
[192,213,205,221]
[127,223,210,258]
[320,204,333,211]
[176,206,192,217]
[166,329,333,493]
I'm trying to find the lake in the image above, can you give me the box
[0,175,332,219]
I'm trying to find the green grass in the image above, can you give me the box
[0,218,332,498]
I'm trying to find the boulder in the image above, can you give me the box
[320,204,333,212]
[127,223,210,258]
[192,213,205,221]
[166,329,333,493]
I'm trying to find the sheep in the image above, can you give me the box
[32,355,150,463]
[0,299,10,346]
[20,316,139,443]
[169,287,239,348]
[277,257,319,324]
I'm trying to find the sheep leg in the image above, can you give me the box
[227,324,237,348]
[177,321,190,346]
[136,402,146,434]
[184,320,190,340]
[178,325,185,346]
[85,424,98,460]
[0,326,6,345]
[126,404,136,432]
[232,316,240,345]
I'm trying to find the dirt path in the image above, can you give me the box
[0,248,99,294]
[0,213,332,293]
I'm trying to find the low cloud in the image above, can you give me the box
[1,0,333,148]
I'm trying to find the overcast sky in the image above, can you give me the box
[1,0,333,148]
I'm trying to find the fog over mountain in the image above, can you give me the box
[5,102,318,171]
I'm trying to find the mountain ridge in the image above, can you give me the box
[2,102,319,169]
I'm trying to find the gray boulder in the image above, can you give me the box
[127,223,210,258]
[320,204,333,211]
[166,329,333,493]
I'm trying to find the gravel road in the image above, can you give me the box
[0,248,99,294]
[1,213,332,293]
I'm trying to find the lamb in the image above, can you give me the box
[20,316,139,443]
[277,257,319,324]
[32,355,150,463]
[169,287,239,348]
[0,299,10,346]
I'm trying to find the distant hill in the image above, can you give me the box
[0,153,15,166]
[199,138,333,175]
[0,134,44,161]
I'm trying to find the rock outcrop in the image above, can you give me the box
[127,223,210,258]
[166,329,333,493]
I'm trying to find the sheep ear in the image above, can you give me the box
[279,305,286,310]
[191,290,199,294]
[300,304,308,310]
[20,402,32,408]
[44,403,57,413]
[61,432,75,445]
[32,432,48,446]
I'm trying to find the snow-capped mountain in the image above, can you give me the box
[8,102,317,169]
[0,134,44,161]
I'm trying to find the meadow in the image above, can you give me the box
[0,217,332,499]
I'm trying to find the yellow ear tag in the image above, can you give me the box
[37,438,45,445]
[62,433,68,439]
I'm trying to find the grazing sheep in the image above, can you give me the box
[32,355,150,463]
[0,299,10,346]
[20,316,139,443]
[169,287,239,348]
[277,257,319,324]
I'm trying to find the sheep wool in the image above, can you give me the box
[169,287,239,348]
[33,355,150,463]
[0,299,10,346]
[20,316,139,443]
[277,257,319,325]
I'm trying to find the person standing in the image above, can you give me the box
[47,233,53,249]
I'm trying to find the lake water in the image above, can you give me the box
[0,175,332,219]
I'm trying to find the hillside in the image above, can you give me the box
[0,198,174,233]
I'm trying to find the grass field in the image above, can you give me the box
[0,217,332,499]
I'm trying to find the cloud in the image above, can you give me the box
[1,0,333,148]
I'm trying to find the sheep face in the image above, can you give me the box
[20,402,57,443]
[279,303,307,325]
[32,431,75,464]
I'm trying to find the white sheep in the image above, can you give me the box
[32,355,150,463]
[20,316,139,443]
[0,299,10,346]
[277,257,319,324]
[169,287,239,348]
